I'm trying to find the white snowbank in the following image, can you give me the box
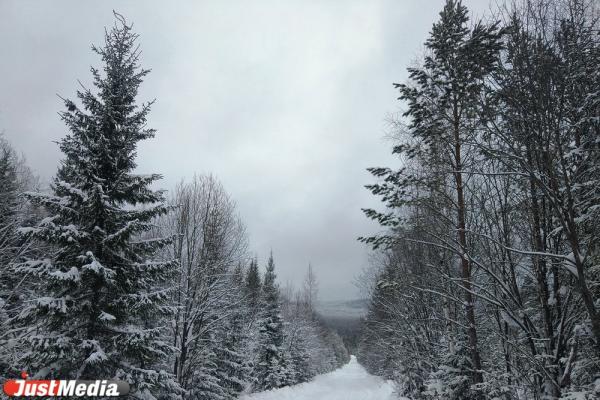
[241,355,404,400]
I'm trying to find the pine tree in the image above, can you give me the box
[362,0,504,388]
[16,13,179,398]
[254,252,289,390]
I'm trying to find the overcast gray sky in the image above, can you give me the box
[0,0,490,301]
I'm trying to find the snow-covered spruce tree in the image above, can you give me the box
[254,253,291,390]
[279,296,311,385]
[245,257,262,313]
[16,14,180,399]
[214,278,253,399]
[287,334,312,384]
[189,338,229,400]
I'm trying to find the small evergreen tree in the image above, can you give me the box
[288,335,312,384]
[16,13,179,399]
[190,337,229,400]
[232,262,245,288]
[215,320,252,398]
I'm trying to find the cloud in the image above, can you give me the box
[0,0,491,301]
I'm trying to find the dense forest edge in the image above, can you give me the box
[357,0,600,399]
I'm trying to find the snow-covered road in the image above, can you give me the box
[240,355,400,400]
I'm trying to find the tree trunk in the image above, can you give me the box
[453,105,483,384]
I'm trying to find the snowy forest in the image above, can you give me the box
[359,0,600,399]
[0,12,348,400]
[0,0,599,399]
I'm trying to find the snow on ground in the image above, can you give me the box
[241,355,405,400]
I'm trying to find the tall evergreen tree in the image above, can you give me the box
[16,14,179,398]
[254,252,289,390]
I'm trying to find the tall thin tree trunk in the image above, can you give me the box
[453,104,483,384]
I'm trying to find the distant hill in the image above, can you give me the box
[315,299,368,354]
[315,299,368,318]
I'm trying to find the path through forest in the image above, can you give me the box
[240,355,403,400]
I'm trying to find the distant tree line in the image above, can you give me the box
[359,0,600,399]
[0,13,348,399]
